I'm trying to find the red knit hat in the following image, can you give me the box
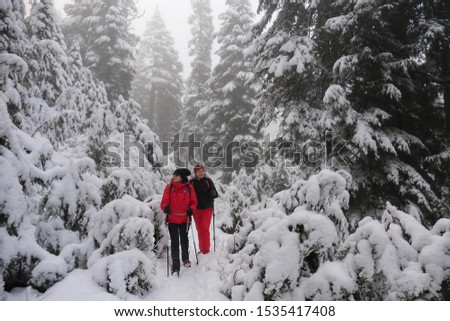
[193,164,205,174]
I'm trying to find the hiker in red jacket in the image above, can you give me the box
[161,168,197,275]
[190,164,218,254]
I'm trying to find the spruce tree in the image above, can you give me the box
[182,0,214,140]
[321,0,444,222]
[0,0,29,129]
[63,0,139,101]
[202,0,258,180]
[250,1,323,158]
[25,0,71,140]
[413,0,450,135]
[410,0,450,211]
[249,1,327,189]
[252,0,449,221]
[132,8,184,142]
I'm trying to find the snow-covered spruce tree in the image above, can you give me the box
[411,0,450,136]
[26,0,70,107]
[131,7,184,142]
[321,0,444,224]
[0,0,30,130]
[410,0,450,210]
[80,64,115,169]
[25,0,115,154]
[50,38,99,150]
[199,0,259,181]
[218,166,282,235]
[63,0,139,101]
[249,1,323,169]
[219,182,250,236]
[181,0,214,140]
[24,0,79,149]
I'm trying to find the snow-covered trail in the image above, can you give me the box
[145,195,230,301]
[145,249,228,301]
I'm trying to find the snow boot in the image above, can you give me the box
[182,259,191,268]
[171,267,180,277]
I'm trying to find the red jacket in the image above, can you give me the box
[160,180,197,224]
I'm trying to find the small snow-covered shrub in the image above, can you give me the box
[0,158,27,237]
[90,217,154,262]
[29,256,68,292]
[274,169,351,241]
[295,261,355,300]
[297,169,350,240]
[335,203,447,300]
[224,206,338,300]
[40,157,101,238]
[61,239,95,271]
[35,217,80,255]
[145,197,168,258]
[3,252,41,291]
[101,170,135,206]
[90,196,153,247]
[220,185,250,234]
[91,249,155,299]
[419,218,450,300]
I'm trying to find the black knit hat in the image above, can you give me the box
[173,168,191,179]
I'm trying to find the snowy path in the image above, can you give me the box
[146,218,229,301]
[145,250,228,301]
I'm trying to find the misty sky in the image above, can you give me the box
[48,0,260,79]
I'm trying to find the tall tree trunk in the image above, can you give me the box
[445,86,450,136]
[149,87,155,130]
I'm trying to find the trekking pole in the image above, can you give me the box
[166,223,170,277]
[213,207,216,252]
[189,217,199,265]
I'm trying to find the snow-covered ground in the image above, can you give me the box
[5,254,227,301]
[4,223,230,301]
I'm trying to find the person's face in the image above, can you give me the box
[196,168,205,178]
[173,174,181,182]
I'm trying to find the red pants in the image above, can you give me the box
[193,208,213,254]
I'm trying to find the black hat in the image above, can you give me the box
[173,168,191,178]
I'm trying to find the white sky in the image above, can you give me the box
[49,0,260,79]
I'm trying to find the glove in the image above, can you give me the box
[163,205,171,214]
[187,207,193,217]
